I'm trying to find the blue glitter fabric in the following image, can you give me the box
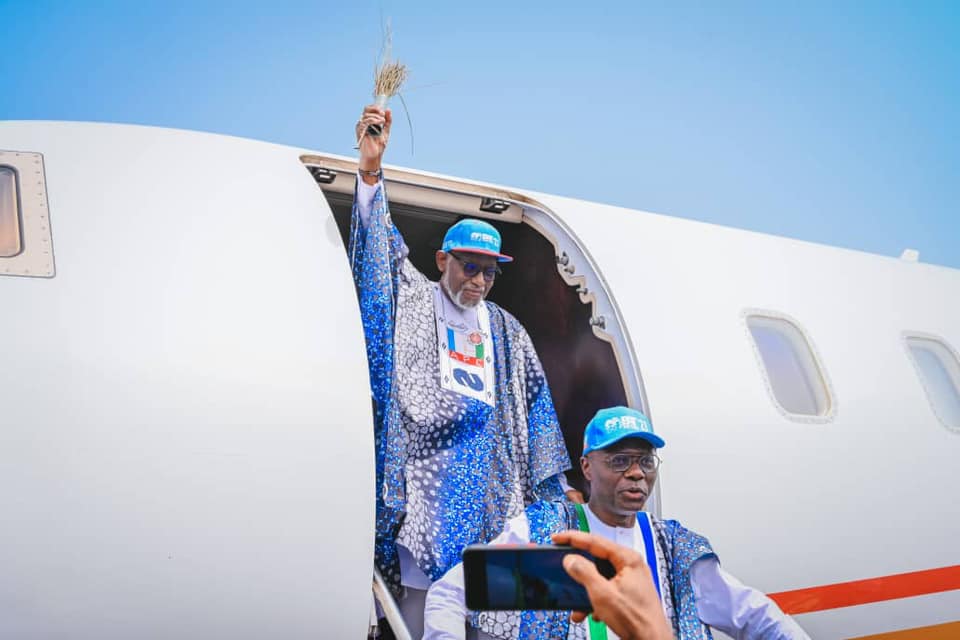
[349,180,571,594]
[474,500,715,640]
[658,520,716,640]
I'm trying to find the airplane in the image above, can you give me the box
[1,120,958,640]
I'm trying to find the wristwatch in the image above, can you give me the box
[358,167,383,179]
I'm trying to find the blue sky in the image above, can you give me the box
[2,1,958,269]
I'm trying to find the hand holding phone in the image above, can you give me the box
[463,544,616,611]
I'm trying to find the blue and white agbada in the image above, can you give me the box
[348,178,571,593]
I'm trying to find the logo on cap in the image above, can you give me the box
[605,415,649,432]
[470,231,496,244]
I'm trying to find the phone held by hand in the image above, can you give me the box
[463,544,616,612]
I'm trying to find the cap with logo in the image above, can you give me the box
[583,406,665,454]
[441,219,513,263]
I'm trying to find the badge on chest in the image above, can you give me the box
[434,288,496,406]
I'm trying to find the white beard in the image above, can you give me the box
[441,271,482,310]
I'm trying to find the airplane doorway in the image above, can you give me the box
[303,157,646,496]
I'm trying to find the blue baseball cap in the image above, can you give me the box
[583,406,665,454]
[441,219,513,262]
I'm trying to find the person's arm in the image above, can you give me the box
[353,106,392,227]
[356,106,391,184]
[423,514,532,640]
[690,558,811,640]
[347,105,413,421]
[422,563,469,640]
[349,104,418,280]
[552,530,673,640]
[558,473,586,504]
[354,176,380,228]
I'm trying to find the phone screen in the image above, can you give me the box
[463,544,615,611]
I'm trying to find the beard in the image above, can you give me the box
[441,271,483,310]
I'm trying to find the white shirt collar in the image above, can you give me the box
[583,503,647,561]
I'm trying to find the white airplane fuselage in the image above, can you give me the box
[1,121,957,639]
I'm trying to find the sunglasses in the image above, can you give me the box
[448,252,502,282]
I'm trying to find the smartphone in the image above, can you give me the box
[463,544,616,611]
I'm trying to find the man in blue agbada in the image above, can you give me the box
[351,105,572,635]
[424,407,812,640]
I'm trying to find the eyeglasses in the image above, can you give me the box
[602,453,661,474]
[449,252,501,282]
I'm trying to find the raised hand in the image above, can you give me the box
[356,105,392,171]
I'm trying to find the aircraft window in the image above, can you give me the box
[904,335,960,432]
[746,314,832,418]
[0,166,21,257]
[0,151,54,277]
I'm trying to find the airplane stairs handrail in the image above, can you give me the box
[372,568,413,640]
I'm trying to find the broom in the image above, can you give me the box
[359,23,410,142]
[367,63,409,137]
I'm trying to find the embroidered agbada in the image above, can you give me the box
[349,180,571,592]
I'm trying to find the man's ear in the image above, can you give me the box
[580,455,592,483]
[436,250,448,273]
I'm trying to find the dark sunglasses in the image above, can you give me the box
[449,252,501,282]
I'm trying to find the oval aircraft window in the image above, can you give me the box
[746,313,832,418]
[0,166,21,257]
[904,335,960,432]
